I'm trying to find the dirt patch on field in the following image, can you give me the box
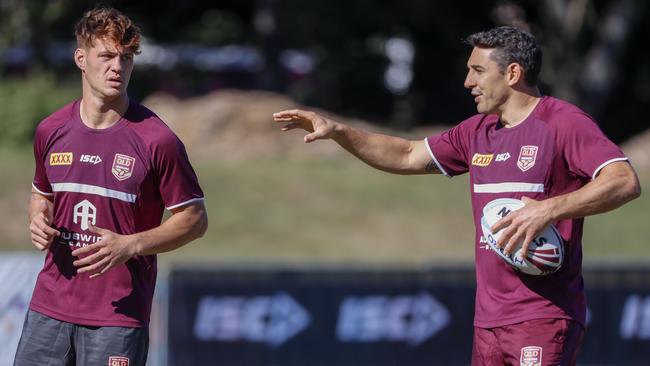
[145,88,649,172]
[142,90,444,161]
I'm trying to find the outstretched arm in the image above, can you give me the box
[72,200,208,277]
[274,109,440,175]
[492,161,641,256]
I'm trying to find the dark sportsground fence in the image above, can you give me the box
[166,265,650,366]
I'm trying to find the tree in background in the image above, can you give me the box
[0,0,648,144]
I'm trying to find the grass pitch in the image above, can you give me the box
[2,147,647,265]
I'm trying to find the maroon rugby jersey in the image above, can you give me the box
[31,99,204,327]
[425,96,627,328]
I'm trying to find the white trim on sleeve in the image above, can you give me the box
[31,183,53,196]
[166,197,205,210]
[423,137,450,177]
[592,157,628,180]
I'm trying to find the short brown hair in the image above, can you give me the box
[75,7,141,54]
[465,26,542,86]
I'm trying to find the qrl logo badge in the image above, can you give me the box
[520,346,542,366]
[73,200,96,231]
[112,154,135,181]
[471,153,493,167]
[517,145,538,172]
[108,356,129,366]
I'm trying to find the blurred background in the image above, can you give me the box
[1,0,649,365]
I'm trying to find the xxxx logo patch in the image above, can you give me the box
[471,153,493,167]
[49,152,73,166]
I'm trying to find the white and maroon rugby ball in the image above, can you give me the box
[480,198,564,275]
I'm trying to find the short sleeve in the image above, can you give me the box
[558,112,627,180]
[424,116,479,177]
[32,124,53,195]
[151,133,204,210]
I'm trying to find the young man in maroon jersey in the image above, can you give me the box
[16,7,207,366]
[274,26,640,365]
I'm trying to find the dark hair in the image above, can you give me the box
[465,26,541,86]
[75,7,141,54]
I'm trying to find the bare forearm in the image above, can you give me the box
[274,109,437,174]
[546,162,641,221]
[132,203,208,256]
[28,192,53,222]
[332,123,424,174]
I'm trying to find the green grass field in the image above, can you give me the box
[2,147,648,265]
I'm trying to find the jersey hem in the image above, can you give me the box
[29,303,146,328]
[474,311,583,329]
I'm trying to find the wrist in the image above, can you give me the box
[128,233,144,257]
[544,196,563,223]
[333,121,346,137]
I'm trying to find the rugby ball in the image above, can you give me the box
[481,198,564,275]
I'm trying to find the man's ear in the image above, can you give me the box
[505,63,524,86]
[74,48,86,70]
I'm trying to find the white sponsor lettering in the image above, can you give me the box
[60,230,102,248]
[620,295,650,340]
[80,154,102,165]
[193,292,310,347]
[73,200,96,231]
[478,236,491,250]
[336,292,450,345]
[495,152,511,162]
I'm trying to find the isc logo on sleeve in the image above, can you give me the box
[49,152,73,166]
[80,154,102,165]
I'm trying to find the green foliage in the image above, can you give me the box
[0,73,79,146]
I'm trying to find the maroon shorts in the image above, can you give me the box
[471,318,585,366]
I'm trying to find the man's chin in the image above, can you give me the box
[103,88,125,98]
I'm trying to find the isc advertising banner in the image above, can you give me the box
[168,267,475,366]
[0,254,43,366]
[168,266,650,366]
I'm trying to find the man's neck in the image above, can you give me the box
[499,89,542,128]
[79,93,129,130]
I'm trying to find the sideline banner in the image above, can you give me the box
[0,254,42,366]
[168,266,650,366]
[169,266,476,366]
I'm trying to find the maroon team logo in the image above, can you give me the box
[108,356,129,366]
[112,154,136,181]
[517,145,538,172]
[520,346,542,366]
